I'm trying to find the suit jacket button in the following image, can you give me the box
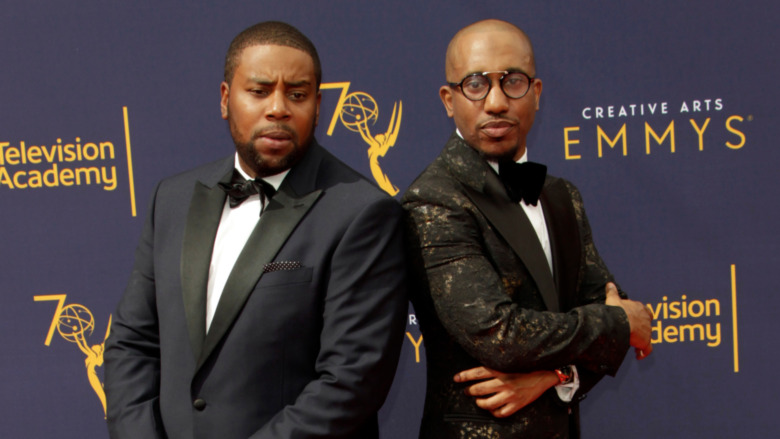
[193,398,207,411]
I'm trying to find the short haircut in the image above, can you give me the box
[224,21,322,89]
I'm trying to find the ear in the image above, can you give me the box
[532,78,543,110]
[220,81,230,120]
[439,85,455,118]
[314,90,322,126]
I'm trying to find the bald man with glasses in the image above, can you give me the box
[402,19,653,438]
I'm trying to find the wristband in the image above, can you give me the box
[555,366,573,385]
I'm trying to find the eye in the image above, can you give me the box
[463,76,487,91]
[503,73,528,87]
[250,88,270,97]
[288,91,307,101]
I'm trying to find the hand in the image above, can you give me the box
[454,366,559,418]
[605,282,654,359]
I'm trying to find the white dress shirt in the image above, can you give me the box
[205,155,288,332]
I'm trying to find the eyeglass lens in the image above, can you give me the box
[461,72,531,100]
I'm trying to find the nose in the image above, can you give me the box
[483,80,509,115]
[266,89,291,120]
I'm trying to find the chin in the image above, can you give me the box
[253,157,291,177]
[475,143,519,162]
[257,147,308,177]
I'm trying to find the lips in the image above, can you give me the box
[481,120,516,138]
[255,126,295,150]
[262,131,292,141]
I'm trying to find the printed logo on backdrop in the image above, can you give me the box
[321,82,402,195]
[406,313,423,364]
[35,294,111,417]
[0,107,139,216]
[561,96,748,372]
[562,98,750,159]
[647,264,742,372]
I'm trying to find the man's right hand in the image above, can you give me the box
[605,282,653,359]
[454,366,559,418]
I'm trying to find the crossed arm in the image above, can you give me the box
[455,282,653,418]
[404,179,652,417]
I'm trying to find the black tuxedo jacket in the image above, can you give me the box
[402,134,630,438]
[104,141,408,439]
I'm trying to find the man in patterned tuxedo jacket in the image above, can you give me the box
[402,19,653,438]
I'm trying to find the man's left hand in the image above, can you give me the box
[454,366,559,418]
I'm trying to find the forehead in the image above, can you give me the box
[449,30,533,79]
[234,44,316,81]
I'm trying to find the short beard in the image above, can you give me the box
[477,149,518,163]
[230,120,314,178]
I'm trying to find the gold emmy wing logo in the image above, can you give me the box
[35,294,111,417]
[322,82,402,196]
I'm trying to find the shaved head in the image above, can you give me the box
[445,19,536,81]
[439,19,542,161]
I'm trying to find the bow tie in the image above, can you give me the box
[497,160,547,206]
[218,169,276,211]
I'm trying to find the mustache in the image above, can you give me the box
[253,124,296,139]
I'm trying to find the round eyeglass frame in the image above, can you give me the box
[448,70,536,101]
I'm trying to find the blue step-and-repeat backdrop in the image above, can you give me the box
[2,1,777,437]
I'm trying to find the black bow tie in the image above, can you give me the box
[218,169,276,212]
[497,160,547,206]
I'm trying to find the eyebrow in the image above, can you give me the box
[285,79,313,88]
[248,77,313,88]
[463,68,532,77]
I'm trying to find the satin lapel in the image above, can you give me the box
[541,180,580,312]
[464,172,559,312]
[196,185,322,370]
[181,177,230,361]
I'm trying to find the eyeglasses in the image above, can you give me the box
[448,70,536,101]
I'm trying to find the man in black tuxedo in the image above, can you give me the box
[402,19,653,438]
[104,21,407,439]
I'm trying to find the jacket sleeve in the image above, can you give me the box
[103,183,166,439]
[564,180,630,393]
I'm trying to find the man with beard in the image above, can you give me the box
[104,21,408,439]
[402,19,653,438]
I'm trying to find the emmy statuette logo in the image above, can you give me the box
[322,82,402,196]
[35,294,111,417]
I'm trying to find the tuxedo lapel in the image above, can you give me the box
[464,176,559,312]
[181,163,233,362]
[197,185,321,369]
[443,134,559,312]
[195,144,327,371]
[541,180,581,312]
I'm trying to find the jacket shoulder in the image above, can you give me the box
[314,146,399,207]
[402,155,464,203]
[156,156,232,190]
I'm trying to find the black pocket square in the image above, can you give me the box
[263,261,303,272]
